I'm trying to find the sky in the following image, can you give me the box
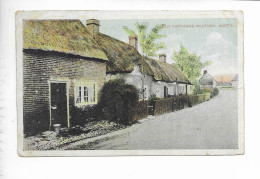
[93,18,238,76]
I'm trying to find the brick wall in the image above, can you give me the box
[23,49,106,134]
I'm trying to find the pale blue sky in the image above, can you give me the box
[87,18,238,76]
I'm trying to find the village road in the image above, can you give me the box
[68,89,238,150]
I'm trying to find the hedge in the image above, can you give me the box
[70,105,98,126]
[205,92,211,101]
[188,95,199,106]
[133,100,148,121]
[197,94,206,103]
[188,92,212,107]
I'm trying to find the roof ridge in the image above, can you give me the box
[98,33,139,52]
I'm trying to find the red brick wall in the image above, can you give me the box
[23,50,106,134]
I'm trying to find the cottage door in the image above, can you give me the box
[164,86,168,98]
[50,83,68,128]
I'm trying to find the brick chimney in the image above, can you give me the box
[159,54,166,63]
[204,70,207,74]
[86,19,100,37]
[129,35,138,50]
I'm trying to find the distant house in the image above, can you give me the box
[199,70,217,88]
[214,74,238,88]
[86,19,192,99]
[23,20,108,134]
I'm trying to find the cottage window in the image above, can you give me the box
[76,86,82,103]
[75,82,97,105]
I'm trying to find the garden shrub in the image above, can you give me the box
[70,104,99,126]
[204,92,211,101]
[98,79,139,124]
[201,87,211,94]
[213,87,219,96]
[148,94,160,105]
[188,95,198,107]
[192,80,201,95]
[197,94,206,103]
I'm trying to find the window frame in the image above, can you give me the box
[74,81,98,106]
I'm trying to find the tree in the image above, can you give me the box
[123,22,166,57]
[173,45,210,82]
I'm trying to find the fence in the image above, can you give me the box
[153,98,173,116]
[134,93,213,118]
[152,95,188,116]
[133,100,148,121]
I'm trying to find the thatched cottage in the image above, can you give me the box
[86,19,192,99]
[23,20,108,134]
[199,70,217,88]
[23,19,192,134]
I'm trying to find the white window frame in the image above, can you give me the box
[74,81,98,106]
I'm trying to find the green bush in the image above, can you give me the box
[188,95,198,107]
[213,87,219,96]
[98,79,139,124]
[192,80,201,95]
[201,87,211,94]
[149,94,160,105]
[197,94,205,103]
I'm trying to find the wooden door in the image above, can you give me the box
[50,83,67,127]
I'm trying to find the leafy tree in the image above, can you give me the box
[123,22,166,57]
[173,45,210,82]
[173,45,210,95]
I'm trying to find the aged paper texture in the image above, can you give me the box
[16,10,244,156]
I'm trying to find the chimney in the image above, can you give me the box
[129,35,138,50]
[204,70,207,74]
[86,19,100,37]
[159,54,166,63]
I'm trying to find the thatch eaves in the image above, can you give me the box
[23,20,108,61]
[143,58,191,84]
[142,58,172,82]
[170,65,191,84]
[95,33,142,73]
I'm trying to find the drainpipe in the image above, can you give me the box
[141,54,145,101]
[176,78,178,95]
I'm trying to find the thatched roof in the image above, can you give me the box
[95,33,142,73]
[23,20,108,61]
[142,58,172,82]
[141,58,191,84]
[170,65,191,84]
